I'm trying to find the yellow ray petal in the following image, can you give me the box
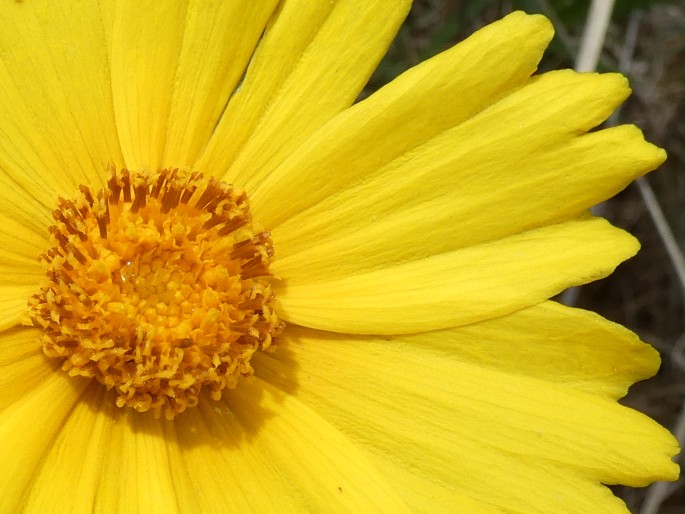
[0,213,45,280]
[271,72,664,268]
[24,386,109,514]
[0,286,33,332]
[251,11,553,227]
[87,392,180,514]
[0,371,89,513]
[255,324,679,513]
[276,217,638,334]
[369,457,506,514]
[197,0,411,189]
[0,1,123,207]
[0,327,41,369]
[0,212,47,332]
[0,327,55,410]
[0,171,53,231]
[195,0,336,180]
[162,0,280,167]
[418,300,660,400]
[19,383,180,513]
[165,377,410,513]
[109,0,188,170]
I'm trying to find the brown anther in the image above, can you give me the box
[79,185,94,206]
[218,218,248,236]
[28,168,283,420]
[130,185,148,213]
[121,169,131,202]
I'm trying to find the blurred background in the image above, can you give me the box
[365,1,685,512]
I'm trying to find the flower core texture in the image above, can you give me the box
[28,168,284,419]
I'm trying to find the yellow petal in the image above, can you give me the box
[197,0,411,189]
[166,377,410,513]
[0,215,42,331]
[0,370,88,513]
[0,170,53,233]
[90,391,180,513]
[0,286,33,332]
[0,328,54,410]
[15,382,180,513]
[252,11,553,227]
[276,217,638,334]
[161,0,280,167]
[0,210,46,332]
[195,0,336,180]
[254,324,679,513]
[270,72,664,270]
[109,0,188,170]
[0,1,123,206]
[23,386,111,514]
[0,333,408,511]
[0,212,44,281]
[422,300,660,400]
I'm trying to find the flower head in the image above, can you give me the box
[0,1,679,513]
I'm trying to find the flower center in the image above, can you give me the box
[28,168,284,419]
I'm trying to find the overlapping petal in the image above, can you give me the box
[197,0,412,189]
[0,214,44,331]
[107,0,281,171]
[0,350,88,513]
[0,0,122,207]
[267,72,663,275]
[276,217,638,334]
[108,0,187,170]
[421,301,662,400]
[0,328,56,409]
[251,11,555,227]
[255,322,679,512]
[14,373,410,512]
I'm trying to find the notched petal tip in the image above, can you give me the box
[619,124,668,169]
[504,10,555,39]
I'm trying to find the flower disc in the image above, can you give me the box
[28,168,284,419]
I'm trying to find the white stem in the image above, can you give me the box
[575,0,617,71]
[636,177,685,297]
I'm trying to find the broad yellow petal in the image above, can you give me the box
[195,0,336,180]
[276,217,638,334]
[25,375,410,513]
[0,215,44,331]
[0,1,122,206]
[110,1,282,171]
[161,0,280,167]
[24,386,112,514]
[420,300,660,400]
[20,375,409,512]
[0,370,88,513]
[0,327,54,410]
[166,377,410,513]
[16,383,180,513]
[270,72,663,269]
[0,213,44,281]
[0,287,33,332]
[89,390,180,514]
[0,171,52,232]
[110,0,188,170]
[252,11,553,227]
[197,0,411,189]
[255,324,679,513]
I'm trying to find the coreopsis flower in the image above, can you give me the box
[0,1,678,512]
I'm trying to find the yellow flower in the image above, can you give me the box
[0,1,679,513]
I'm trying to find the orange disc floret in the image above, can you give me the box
[28,168,284,419]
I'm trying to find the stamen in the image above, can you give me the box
[28,168,284,420]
